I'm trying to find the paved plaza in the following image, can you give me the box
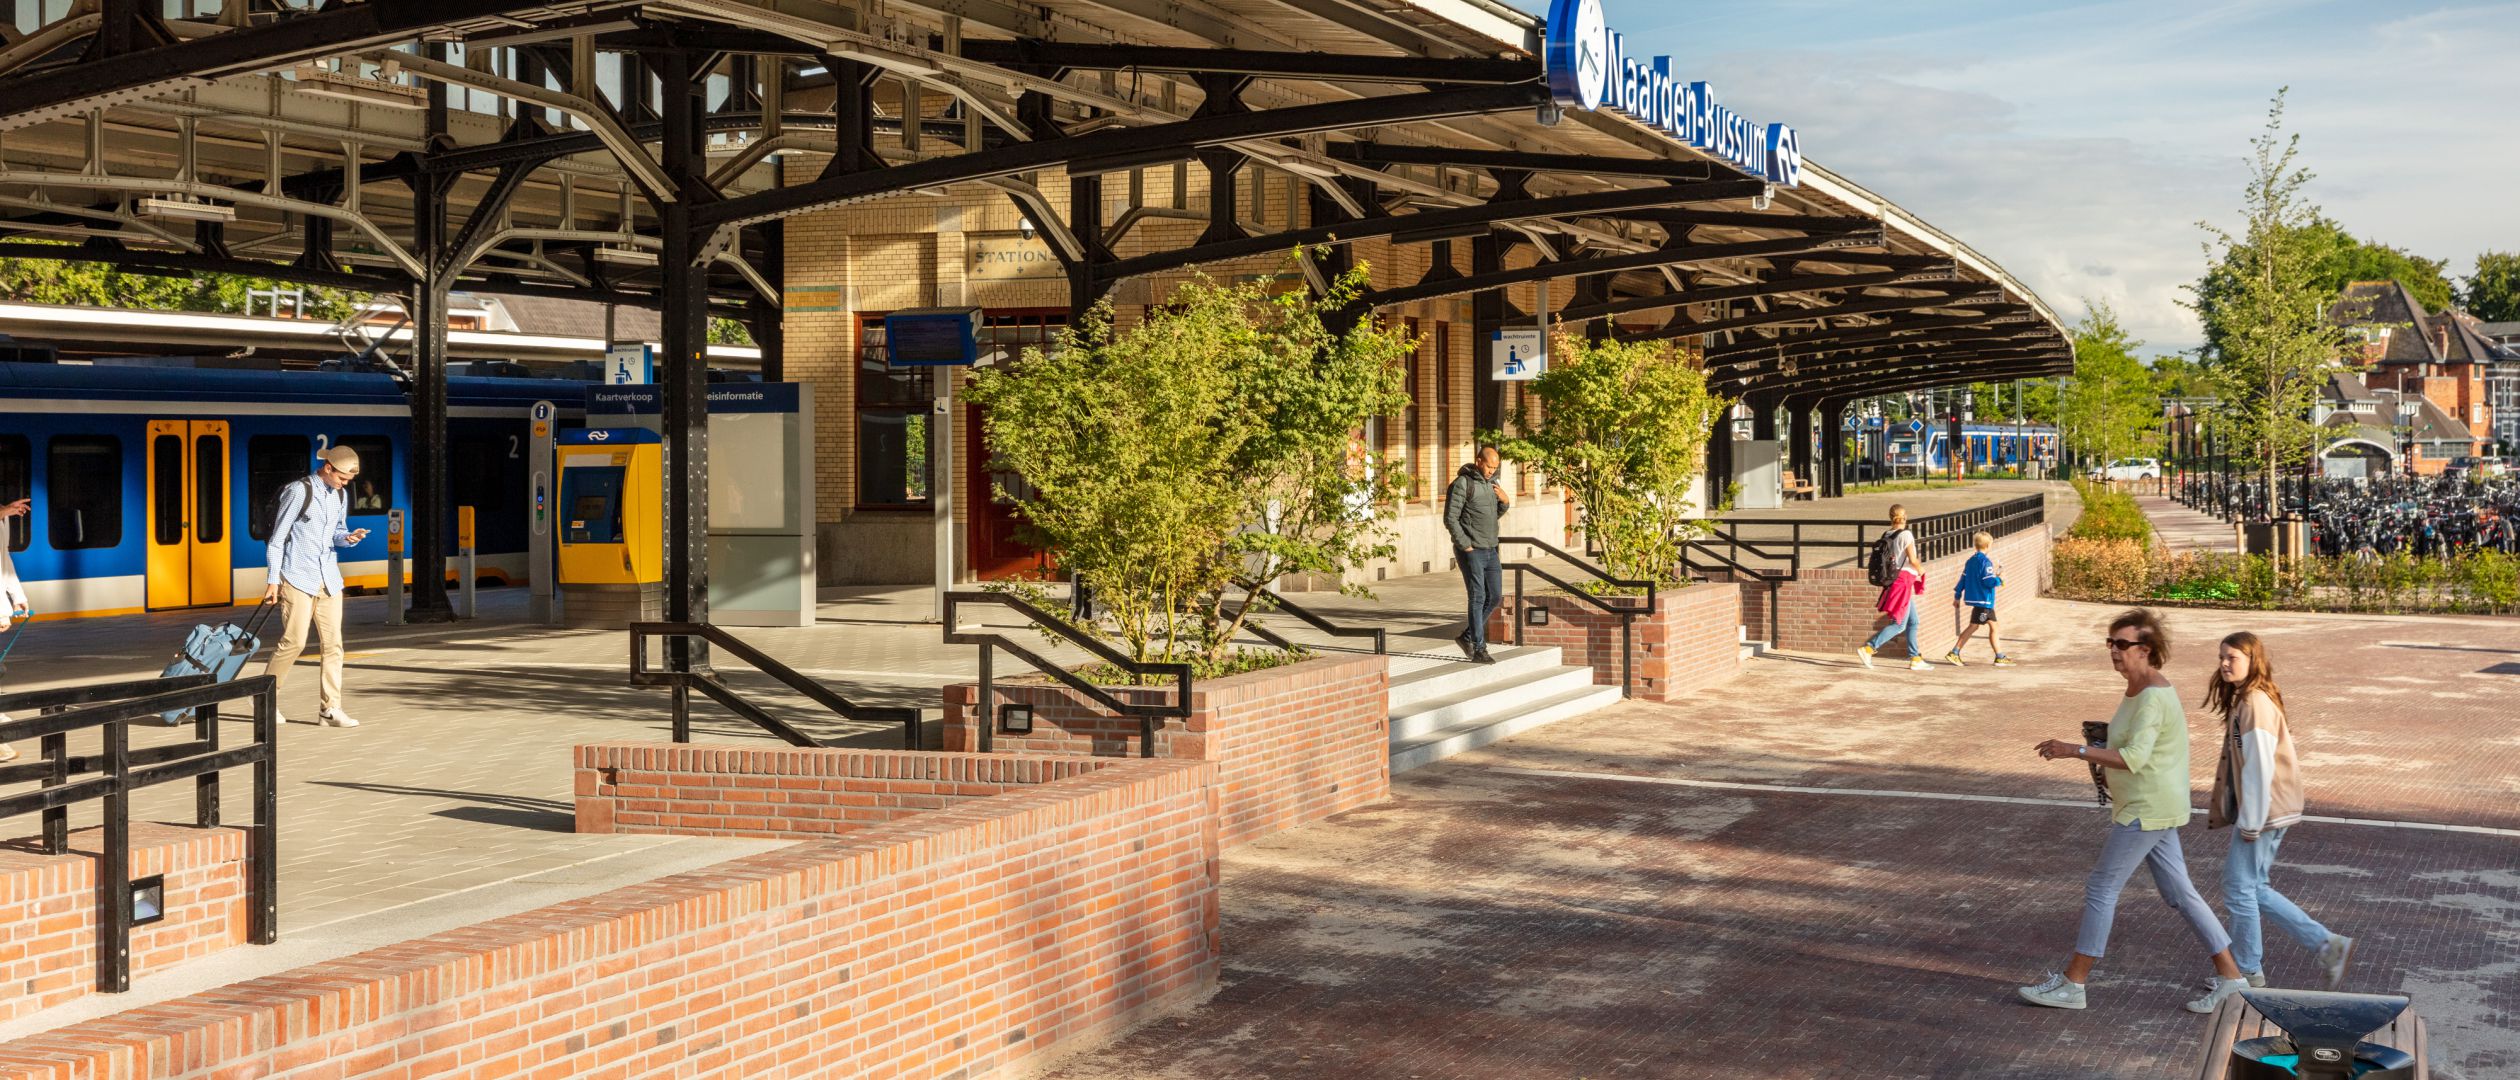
[1042,597,2520,1080]
[0,480,2509,1078]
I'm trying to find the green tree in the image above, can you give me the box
[2192,218,2455,357]
[2058,302,2159,465]
[1488,335,1724,586]
[0,246,363,321]
[962,262,1410,672]
[2183,91,2355,503]
[2464,250,2520,321]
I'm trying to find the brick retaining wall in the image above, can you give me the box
[1736,524,2052,656]
[941,652,1388,849]
[573,744,1110,839]
[1486,582,1744,701]
[0,755,1217,1080]
[0,824,246,1025]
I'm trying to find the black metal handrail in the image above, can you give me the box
[1497,535,1656,698]
[943,590,1193,758]
[629,622,923,749]
[1227,582,1387,656]
[0,672,279,994]
[1695,494,2048,579]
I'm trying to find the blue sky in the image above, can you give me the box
[1501,1,2520,353]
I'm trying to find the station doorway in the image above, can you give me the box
[144,419,233,609]
[959,311,1065,582]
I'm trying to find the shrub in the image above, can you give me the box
[2068,478,2155,545]
[2053,537,2150,601]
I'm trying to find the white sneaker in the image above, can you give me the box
[2187,976,2251,1014]
[317,708,360,728]
[1856,644,1875,669]
[2203,972,2268,990]
[2018,972,2086,1010]
[1908,657,1933,671]
[2317,934,2354,989]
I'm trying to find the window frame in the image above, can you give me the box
[46,434,124,551]
[853,309,1067,512]
[335,435,393,516]
[246,435,312,542]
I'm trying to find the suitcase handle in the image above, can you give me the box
[231,598,282,655]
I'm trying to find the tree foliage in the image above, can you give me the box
[1489,334,1723,586]
[2464,250,2520,322]
[2192,218,2454,356]
[0,247,364,321]
[2059,302,2160,465]
[962,263,1410,673]
[2183,91,2355,500]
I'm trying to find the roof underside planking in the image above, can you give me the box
[0,0,2072,400]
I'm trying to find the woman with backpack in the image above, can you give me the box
[1856,504,1931,671]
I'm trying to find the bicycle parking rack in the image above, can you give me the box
[0,673,280,993]
[628,623,924,750]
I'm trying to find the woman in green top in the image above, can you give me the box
[2018,608,2248,1011]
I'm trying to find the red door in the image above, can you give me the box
[966,402,1052,580]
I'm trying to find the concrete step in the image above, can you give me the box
[1387,645,1564,712]
[1389,682,1624,774]
[1387,664,1601,743]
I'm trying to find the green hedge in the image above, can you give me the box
[2067,479,2154,545]
[2053,537,2520,615]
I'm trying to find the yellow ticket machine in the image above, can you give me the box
[555,427,663,625]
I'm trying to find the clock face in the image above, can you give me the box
[1571,0,1609,111]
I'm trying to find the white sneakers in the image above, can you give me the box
[2318,934,2355,989]
[2186,976,2252,1014]
[1855,644,1875,669]
[1908,657,1933,671]
[280,708,361,728]
[1854,646,1941,672]
[2018,972,2086,1010]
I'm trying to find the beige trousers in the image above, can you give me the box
[265,584,344,712]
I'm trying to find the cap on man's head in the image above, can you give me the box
[319,445,361,474]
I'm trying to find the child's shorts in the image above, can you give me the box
[1967,604,1997,625]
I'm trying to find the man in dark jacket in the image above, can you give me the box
[1445,446,1511,662]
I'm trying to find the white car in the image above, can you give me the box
[2091,458,2160,482]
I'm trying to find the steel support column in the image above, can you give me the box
[1788,402,1814,480]
[1819,400,1848,497]
[655,50,711,668]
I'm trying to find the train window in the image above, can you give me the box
[195,435,223,544]
[0,435,27,552]
[247,436,310,541]
[46,436,123,551]
[152,434,185,545]
[337,436,391,515]
[450,436,507,517]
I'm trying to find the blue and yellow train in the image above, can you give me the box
[0,364,589,619]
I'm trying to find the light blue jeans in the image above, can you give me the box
[2222,826,2332,974]
[2075,821,2232,959]
[1866,601,1923,657]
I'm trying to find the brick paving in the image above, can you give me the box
[1043,596,2520,1080]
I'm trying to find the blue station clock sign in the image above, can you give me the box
[1544,0,1804,188]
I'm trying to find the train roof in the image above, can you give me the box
[0,363,591,409]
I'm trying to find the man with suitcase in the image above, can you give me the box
[263,445,369,727]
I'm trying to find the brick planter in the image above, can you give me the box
[0,824,248,1025]
[1487,581,1744,702]
[942,652,1389,849]
[1726,524,2053,656]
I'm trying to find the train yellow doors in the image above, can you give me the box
[144,420,233,610]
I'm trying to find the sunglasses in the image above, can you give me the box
[2104,638,2145,651]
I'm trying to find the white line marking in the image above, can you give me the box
[1486,766,2520,840]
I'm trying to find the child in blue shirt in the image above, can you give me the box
[1948,531,2013,667]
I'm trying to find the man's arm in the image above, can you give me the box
[267,482,306,584]
[1441,474,1473,550]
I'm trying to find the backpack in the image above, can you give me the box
[1867,528,1909,588]
[270,476,319,538]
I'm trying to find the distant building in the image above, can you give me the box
[2313,371,2473,478]
[2327,281,2519,467]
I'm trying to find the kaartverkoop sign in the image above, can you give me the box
[1544,0,1803,188]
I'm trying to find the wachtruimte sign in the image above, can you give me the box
[1544,0,1804,188]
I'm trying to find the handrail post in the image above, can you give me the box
[670,679,691,743]
[1511,565,1524,646]
[977,642,994,754]
[250,682,278,946]
[1619,614,1634,698]
[98,715,130,993]
[40,727,66,855]
[193,700,220,829]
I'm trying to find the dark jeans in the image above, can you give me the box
[1459,546,1502,650]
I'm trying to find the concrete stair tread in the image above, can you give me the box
[1386,664,1599,741]
[1388,683,1623,772]
[1387,645,1563,709]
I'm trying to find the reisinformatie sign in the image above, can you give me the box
[1543,0,1804,188]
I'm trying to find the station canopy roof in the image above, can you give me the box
[0,0,2071,399]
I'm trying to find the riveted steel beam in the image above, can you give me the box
[1626,289,2006,343]
[1359,234,1861,311]
[958,40,1537,85]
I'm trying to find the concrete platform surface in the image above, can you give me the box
[1040,597,2520,1080]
